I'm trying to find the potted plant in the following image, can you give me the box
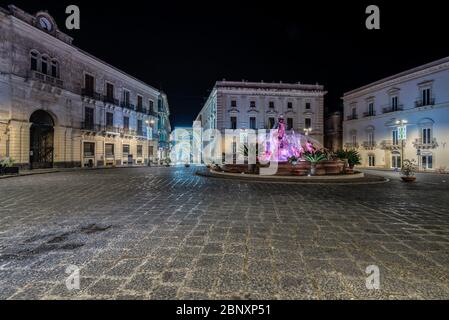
[0,158,19,175]
[336,149,361,173]
[401,159,417,182]
[240,144,261,174]
[304,151,327,176]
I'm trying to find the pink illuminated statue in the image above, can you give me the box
[262,116,323,162]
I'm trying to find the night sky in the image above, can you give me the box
[2,1,449,127]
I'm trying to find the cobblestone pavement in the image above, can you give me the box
[0,167,448,300]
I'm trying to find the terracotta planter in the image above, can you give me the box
[401,176,416,182]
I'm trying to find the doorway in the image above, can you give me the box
[29,110,54,169]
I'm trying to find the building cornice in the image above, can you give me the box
[5,7,161,96]
[343,56,449,100]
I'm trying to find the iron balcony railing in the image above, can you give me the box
[412,138,438,149]
[415,98,435,108]
[148,110,159,117]
[103,95,119,105]
[362,141,377,149]
[363,111,376,117]
[382,105,404,114]
[81,122,102,132]
[347,115,358,121]
[121,101,135,111]
[82,88,101,101]
[30,70,63,88]
[344,142,359,149]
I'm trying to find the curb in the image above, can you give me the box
[196,170,389,185]
[0,165,157,180]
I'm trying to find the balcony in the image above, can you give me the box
[136,106,148,115]
[412,138,438,150]
[362,141,377,150]
[344,142,359,149]
[104,125,120,135]
[30,70,63,88]
[382,105,404,114]
[380,140,401,150]
[363,111,376,118]
[148,110,159,118]
[346,115,358,121]
[415,98,435,108]
[81,122,102,132]
[103,95,119,105]
[82,89,101,101]
[121,101,135,111]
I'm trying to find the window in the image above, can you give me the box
[137,145,143,157]
[106,112,114,128]
[83,142,95,157]
[392,130,399,145]
[391,96,398,110]
[231,100,237,108]
[351,107,357,118]
[392,153,401,169]
[230,117,237,130]
[105,144,115,157]
[123,116,129,130]
[368,155,375,167]
[305,102,311,110]
[41,56,48,74]
[84,107,94,129]
[85,74,95,93]
[269,101,275,109]
[368,131,375,145]
[137,120,143,135]
[137,95,143,111]
[368,102,375,116]
[422,88,432,106]
[123,90,130,105]
[268,117,275,129]
[51,60,59,78]
[422,154,433,169]
[106,83,114,100]
[287,118,293,130]
[305,118,312,129]
[149,100,154,113]
[123,144,130,155]
[30,51,38,71]
[250,101,256,108]
[288,102,293,109]
[422,128,432,144]
[250,117,257,130]
[352,134,357,146]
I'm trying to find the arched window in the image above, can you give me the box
[30,50,39,71]
[51,59,59,78]
[41,55,49,75]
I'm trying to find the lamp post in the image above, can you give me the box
[146,119,155,166]
[396,119,408,168]
[304,128,312,136]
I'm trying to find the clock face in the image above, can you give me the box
[38,16,52,31]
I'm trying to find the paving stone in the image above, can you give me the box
[0,167,448,299]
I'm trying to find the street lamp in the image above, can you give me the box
[396,119,408,168]
[146,120,156,166]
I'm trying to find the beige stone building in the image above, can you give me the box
[194,80,326,161]
[0,5,171,169]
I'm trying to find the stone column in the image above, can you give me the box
[8,120,31,168]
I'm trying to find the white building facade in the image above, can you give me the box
[343,56,449,171]
[0,6,170,169]
[195,81,326,160]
